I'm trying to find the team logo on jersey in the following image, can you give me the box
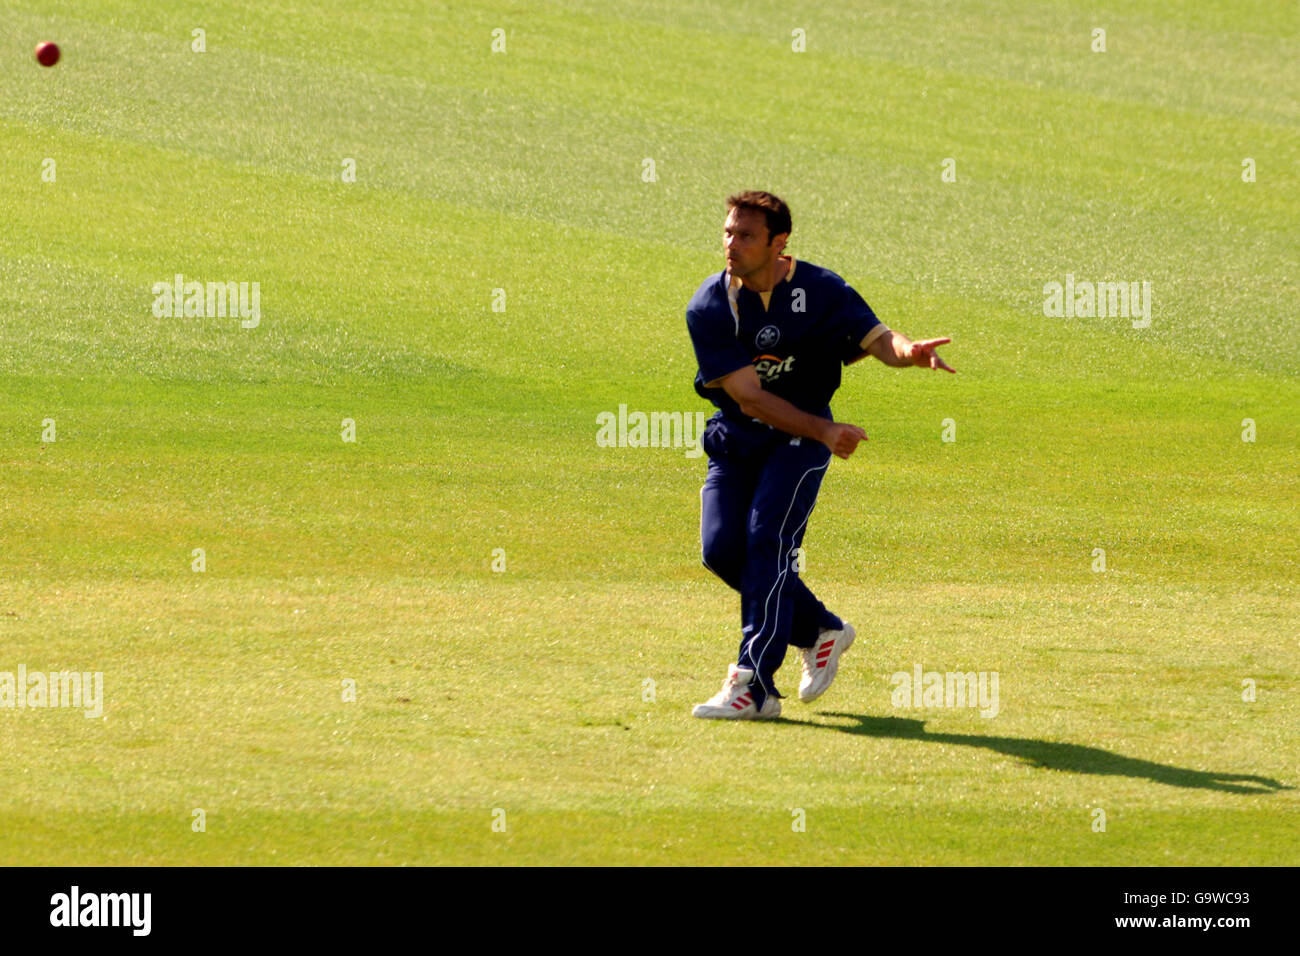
[755,325,780,349]
[753,354,795,382]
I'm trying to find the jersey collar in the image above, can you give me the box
[724,256,797,328]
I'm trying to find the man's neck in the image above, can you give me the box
[736,255,791,293]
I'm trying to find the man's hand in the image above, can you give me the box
[717,366,868,459]
[863,330,957,371]
[906,337,956,373]
[822,422,867,459]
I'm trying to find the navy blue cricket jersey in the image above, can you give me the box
[685,257,887,422]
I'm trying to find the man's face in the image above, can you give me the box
[723,207,786,277]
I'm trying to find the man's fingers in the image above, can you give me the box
[837,430,865,458]
[826,423,868,458]
[910,338,955,372]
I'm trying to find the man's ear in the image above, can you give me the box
[771,232,789,255]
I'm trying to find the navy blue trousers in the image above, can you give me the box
[699,413,843,705]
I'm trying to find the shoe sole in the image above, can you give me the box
[799,624,856,702]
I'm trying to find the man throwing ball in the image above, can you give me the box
[686,191,955,720]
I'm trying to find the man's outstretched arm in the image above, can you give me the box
[713,366,867,459]
[850,329,956,373]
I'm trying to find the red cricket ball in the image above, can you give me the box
[35,42,60,67]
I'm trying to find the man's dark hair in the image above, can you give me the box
[726,190,792,245]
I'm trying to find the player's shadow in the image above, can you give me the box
[792,713,1289,795]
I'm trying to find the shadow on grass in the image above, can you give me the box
[782,713,1290,795]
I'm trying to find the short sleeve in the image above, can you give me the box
[830,277,885,364]
[687,306,751,386]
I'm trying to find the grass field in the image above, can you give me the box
[1,0,1296,865]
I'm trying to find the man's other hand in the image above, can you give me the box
[907,337,956,373]
[822,422,867,459]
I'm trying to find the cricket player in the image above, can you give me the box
[687,191,954,719]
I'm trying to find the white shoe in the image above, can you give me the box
[798,623,856,702]
[692,664,781,720]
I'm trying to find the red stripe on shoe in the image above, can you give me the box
[817,649,834,659]
[816,661,827,668]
